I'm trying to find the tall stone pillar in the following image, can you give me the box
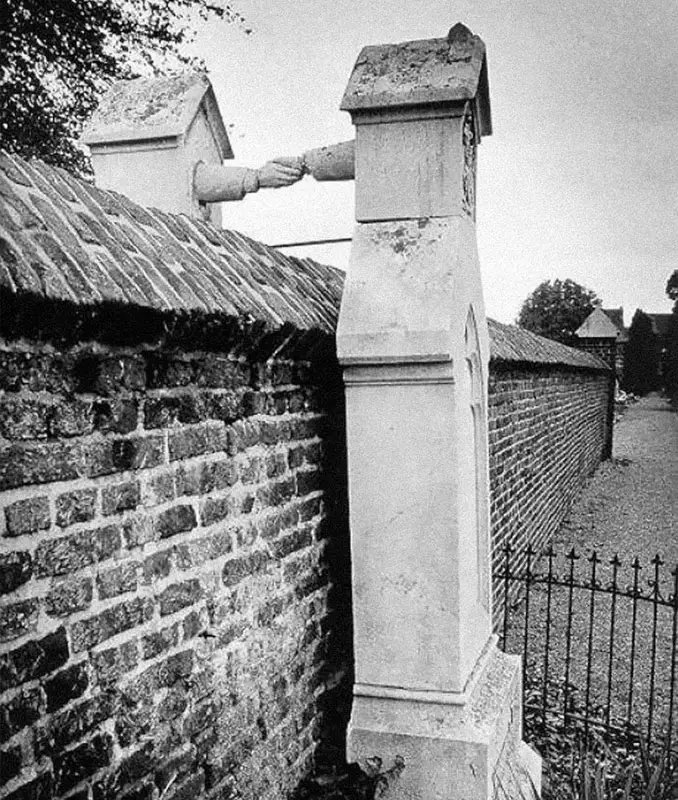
[337,25,541,799]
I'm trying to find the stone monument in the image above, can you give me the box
[336,24,541,799]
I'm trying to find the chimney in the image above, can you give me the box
[82,73,232,226]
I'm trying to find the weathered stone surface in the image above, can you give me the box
[0,551,32,595]
[46,575,93,617]
[4,495,50,536]
[0,598,40,641]
[71,598,153,652]
[0,628,69,689]
[155,504,197,540]
[56,487,97,527]
[44,662,89,712]
[101,480,140,516]
[158,579,204,616]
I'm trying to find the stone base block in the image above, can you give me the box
[347,643,541,799]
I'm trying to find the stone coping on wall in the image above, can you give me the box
[0,151,343,354]
[0,150,607,372]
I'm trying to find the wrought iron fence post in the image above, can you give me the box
[668,565,678,755]
[647,554,663,745]
[584,551,600,740]
[605,554,621,731]
[563,547,579,727]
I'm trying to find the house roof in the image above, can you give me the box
[0,150,342,336]
[575,307,621,339]
[602,307,624,331]
[82,73,234,160]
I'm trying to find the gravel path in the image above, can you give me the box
[503,393,678,746]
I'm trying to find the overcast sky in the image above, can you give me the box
[186,0,677,324]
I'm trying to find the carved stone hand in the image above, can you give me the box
[256,158,304,189]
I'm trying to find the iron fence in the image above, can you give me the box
[496,544,678,754]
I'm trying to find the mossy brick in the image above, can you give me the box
[259,507,300,541]
[91,640,139,685]
[143,471,175,505]
[75,353,146,395]
[199,496,230,527]
[53,733,112,794]
[155,504,197,540]
[256,476,295,507]
[296,469,322,496]
[0,350,76,393]
[0,440,80,489]
[270,528,313,560]
[288,445,304,470]
[174,463,201,497]
[93,398,139,434]
[141,550,173,584]
[1,771,53,800]
[72,597,153,651]
[0,628,68,690]
[101,480,140,516]
[45,576,93,617]
[35,530,96,577]
[141,623,180,659]
[199,458,238,494]
[0,688,41,744]
[92,746,159,800]
[0,599,40,642]
[123,515,155,549]
[205,391,240,423]
[110,435,164,473]
[44,662,89,713]
[182,609,204,640]
[0,551,32,595]
[0,742,23,783]
[297,495,322,523]
[4,496,50,536]
[48,398,94,437]
[265,452,288,479]
[240,390,267,417]
[259,418,291,446]
[56,488,97,527]
[145,354,196,388]
[95,523,123,560]
[168,426,209,461]
[0,396,51,439]
[195,355,247,389]
[159,579,204,616]
[144,394,207,429]
[43,694,112,754]
[175,530,232,570]
[239,454,262,484]
[222,551,271,588]
[97,562,138,599]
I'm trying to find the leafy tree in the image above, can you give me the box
[623,309,660,395]
[0,0,247,175]
[664,271,678,396]
[516,278,599,345]
[666,270,678,313]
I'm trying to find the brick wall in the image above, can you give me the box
[0,332,350,800]
[487,364,611,618]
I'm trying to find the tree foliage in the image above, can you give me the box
[0,0,247,175]
[666,270,678,312]
[623,309,660,395]
[516,278,599,345]
[665,271,678,396]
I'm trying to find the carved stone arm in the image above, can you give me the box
[194,158,304,203]
[302,140,355,181]
[193,140,356,204]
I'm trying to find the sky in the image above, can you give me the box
[185,0,677,324]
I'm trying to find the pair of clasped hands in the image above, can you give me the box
[255,156,306,189]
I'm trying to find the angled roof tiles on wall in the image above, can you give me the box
[0,150,343,336]
[0,149,605,371]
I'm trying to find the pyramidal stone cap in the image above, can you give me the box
[82,72,233,159]
[340,23,491,137]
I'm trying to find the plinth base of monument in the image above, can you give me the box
[347,643,541,800]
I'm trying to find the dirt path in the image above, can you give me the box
[553,393,678,566]
[503,393,678,746]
